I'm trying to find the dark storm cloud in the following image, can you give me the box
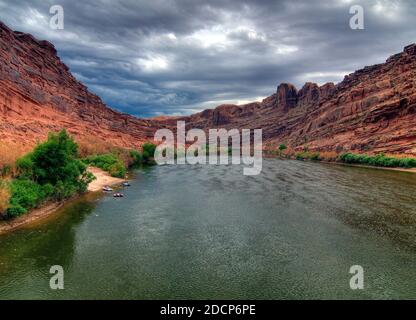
[1,0,415,117]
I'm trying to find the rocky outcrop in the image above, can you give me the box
[319,82,336,100]
[265,82,336,110]
[276,83,298,112]
[182,44,416,155]
[297,82,320,108]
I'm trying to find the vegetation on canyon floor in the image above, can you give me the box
[295,151,321,161]
[339,152,416,168]
[266,145,416,168]
[0,130,157,220]
[82,143,156,178]
[3,130,94,218]
[295,150,416,168]
[83,153,127,178]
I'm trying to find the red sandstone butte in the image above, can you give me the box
[1,20,416,160]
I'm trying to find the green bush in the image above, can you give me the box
[5,130,95,219]
[295,151,321,161]
[15,154,34,179]
[17,130,91,187]
[108,162,126,178]
[142,143,157,164]
[83,144,157,178]
[130,150,143,167]
[7,179,48,217]
[83,153,127,178]
[339,153,416,168]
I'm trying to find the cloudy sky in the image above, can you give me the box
[0,0,415,117]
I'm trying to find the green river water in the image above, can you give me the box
[0,159,415,299]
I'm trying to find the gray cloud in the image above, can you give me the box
[1,0,415,117]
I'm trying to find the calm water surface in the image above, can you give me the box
[0,159,415,299]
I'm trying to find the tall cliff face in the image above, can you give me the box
[184,44,416,155]
[276,83,298,112]
[1,21,415,160]
[0,21,162,156]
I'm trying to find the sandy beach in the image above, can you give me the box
[0,167,125,235]
[87,167,125,191]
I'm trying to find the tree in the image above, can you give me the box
[130,150,143,167]
[278,144,287,156]
[142,143,157,163]
[28,130,82,185]
[9,130,95,217]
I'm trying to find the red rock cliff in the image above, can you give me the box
[183,44,416,155]
[1,20,415,160]
[0,21,162,158]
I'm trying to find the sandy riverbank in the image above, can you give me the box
[0,167,125,235]
[87,167,125,191]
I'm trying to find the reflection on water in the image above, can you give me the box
[0,159,415,299]
[0,197,97,298]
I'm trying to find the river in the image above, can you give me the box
[0,159,415,299]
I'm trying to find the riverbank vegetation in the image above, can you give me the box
[0,181,10,215]
[339,153,416,168]
[83,142,157,178]
[265,144,416,169]
[3,130,95,219]
[295,151,321,161]
[140,143,157,164]
[0,130,157,220]
[83,154,127,178]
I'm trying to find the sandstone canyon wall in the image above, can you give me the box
[1,20,416,164]
[0,21,163,161]
[181,44,416,155]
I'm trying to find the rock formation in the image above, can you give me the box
[180,44,416,155]
[0,21,163,156]
[1,20,415,162]
[276,83,298,112]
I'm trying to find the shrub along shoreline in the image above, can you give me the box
[264,145,416,170]
[0,130,156,221]
[339,153,416,168]
[81,143,156,179]
[3,130,95,219]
